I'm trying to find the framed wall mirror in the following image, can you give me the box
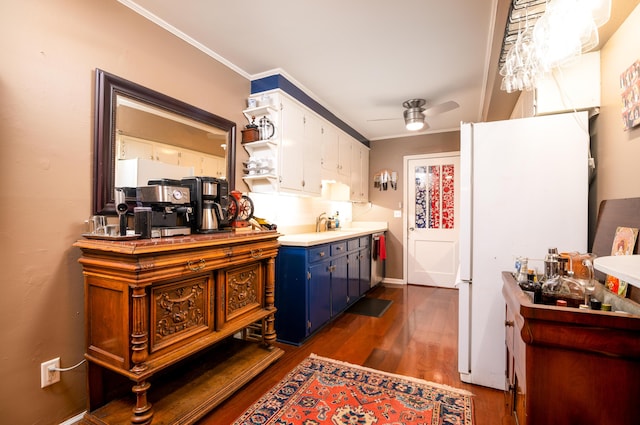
[93,69,236,214]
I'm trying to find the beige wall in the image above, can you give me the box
[595,4,640,204]
[353,132,460,280]
[0,1,248,423]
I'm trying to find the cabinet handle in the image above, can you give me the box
[251,249,263,259]
[505,320,514,327]
[187,259,206,272]
[318,252,325,257]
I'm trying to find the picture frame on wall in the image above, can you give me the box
[620,59,640,130]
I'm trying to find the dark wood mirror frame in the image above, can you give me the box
[93,68,236,215]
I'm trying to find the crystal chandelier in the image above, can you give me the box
[499,0,611,93]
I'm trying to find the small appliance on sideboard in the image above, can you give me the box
[181,176,233,233]
[136,178,193,237]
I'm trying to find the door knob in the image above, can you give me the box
[409,227,415,231]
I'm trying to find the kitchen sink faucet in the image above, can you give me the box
[316,212,327,232]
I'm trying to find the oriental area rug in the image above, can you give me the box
[232,354,474,425]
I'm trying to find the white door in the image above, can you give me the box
[406,154,460,287]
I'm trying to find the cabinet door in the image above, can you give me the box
[347,252,360,306]
[154,144,181,165]
[308,261,331,335]
[303,113,322,195]
[331,256,349,315]
[116,135,154,160]
[202,155,225,178]
[337,133,352,182]
[178,150,202,174]
[279,98,305,192]
[150,274,213,355]
[359,246,371,296]
[217,262,264,329]
[361,145,369,200]
[321,124,339,179]
[350,141,370,202]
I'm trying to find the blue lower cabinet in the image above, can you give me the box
[308,261,331,335]
[347,252,360,306]
[331,255,348,314]
[359,246,371,296]
[275,236,371,345]
[274,247,310,344]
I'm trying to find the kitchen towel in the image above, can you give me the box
[379,234,386,260]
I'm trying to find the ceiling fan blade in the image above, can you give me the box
[366,117,401,122]
[424,100,459,116]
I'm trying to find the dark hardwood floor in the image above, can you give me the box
[198,284,515,425]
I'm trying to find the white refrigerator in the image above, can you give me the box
[457,112,590,390]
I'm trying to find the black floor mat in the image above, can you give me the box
[346,297,393,318]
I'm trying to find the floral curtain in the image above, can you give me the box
[415,164,455,229]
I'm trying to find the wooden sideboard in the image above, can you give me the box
[73,231,284,425]
[502,272,640,425]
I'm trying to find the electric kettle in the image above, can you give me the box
[258,116,275,140]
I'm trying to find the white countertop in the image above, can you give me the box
[594,255,640,288]
[278,222,388,247]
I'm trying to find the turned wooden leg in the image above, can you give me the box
[130,287,153,423]
[265,257,275,309]
[130,380,153,424]
[130,287,149,373]
[263,257,277,349]
[263,314,276,348]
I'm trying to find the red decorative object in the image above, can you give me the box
[232,354,474,425]
[428,165,441,229]
[442,164,455,229]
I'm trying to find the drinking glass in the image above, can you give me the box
[580,257,597,305]
[89,215,107,235]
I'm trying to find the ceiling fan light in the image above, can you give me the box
[404,108,425,131]
[405,120,425,131]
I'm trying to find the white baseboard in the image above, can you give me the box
[382,277,405,285]
[60,412,85,425]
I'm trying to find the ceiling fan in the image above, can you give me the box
[368,98,459,131]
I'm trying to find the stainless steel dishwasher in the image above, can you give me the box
[371,232,386,288]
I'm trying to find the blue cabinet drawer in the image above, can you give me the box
[308,245,329,263]
[347,238,359,251]
[331,241,347,256]
[359,236,370,248]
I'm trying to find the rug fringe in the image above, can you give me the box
[308,353,475,397]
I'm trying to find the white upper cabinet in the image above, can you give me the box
[350,139,369,202]
[320,126,352,185]
[115,134,225,183]
[278,96,306,192]
[320,124,339,180]
[242,91,322,196]
[337,132,352,183]
[302,109,323,195]
[242,89,367,200]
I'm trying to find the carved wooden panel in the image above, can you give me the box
[150,275,212,352]
[221,263,263,324]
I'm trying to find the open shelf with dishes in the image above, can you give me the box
[242,104,278,123]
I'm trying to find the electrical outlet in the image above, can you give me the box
[40,358,60,388]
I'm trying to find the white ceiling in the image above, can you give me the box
[119,0,638,141]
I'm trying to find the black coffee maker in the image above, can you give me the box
[181,177,232,233]
[136,179,193,237]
